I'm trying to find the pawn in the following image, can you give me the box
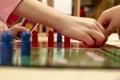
[48,29,54,47]
[20,30,31,65]
[1,30,14,65]
[57,33,62,43]
[21,30,31,56]
[32,30,39,47]
[64,36,70,48]
[57,33,62,47]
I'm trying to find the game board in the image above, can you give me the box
[1,41,118,68]
[0,18,120,69]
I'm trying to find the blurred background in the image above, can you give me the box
[37,0,120,33]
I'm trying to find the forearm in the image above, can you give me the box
[13,0,67,30]
[12,0,106,47]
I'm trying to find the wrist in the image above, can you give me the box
[50,13,71,31]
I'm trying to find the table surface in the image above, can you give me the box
[1,67,120,80]
[1,33,120,80]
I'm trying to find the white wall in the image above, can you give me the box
[42,0,72,14]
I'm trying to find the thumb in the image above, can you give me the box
[97,14,110,29]
[106,20,118,38]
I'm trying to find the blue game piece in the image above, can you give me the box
[21,30,31,56]
[57,33,62,43]
[20,30,31,65]
[57,33,62,47]
[57,33,63,56]
[1,30,13,65]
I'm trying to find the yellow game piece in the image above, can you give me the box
[25,23,33,31]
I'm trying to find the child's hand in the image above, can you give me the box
[55,16,106,47]
[98,5,120,38]
[9,23,28,38]
[0,22,28,40]
[0,21,8,36]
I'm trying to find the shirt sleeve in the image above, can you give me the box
[0,0,22,25]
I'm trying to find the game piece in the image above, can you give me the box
[31,48,40,66]
[46,48,54,66]
[21,18,38,32]
[64,48,70,59]
[21,30,31,56]
[80,6,86,17]
[47,29,54,64]
[48,29,54,47]
[20,30,31,65]
[31,30,40,65]
[56,33,64,58]
[57,33,62,47]
[1,30,14,65]
[64,36,70,48]
[32,30,39,47]
[57,33,62,43]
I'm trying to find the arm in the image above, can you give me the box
[13,0,105,47]
[0,0,21,24]
[13,0,66,30]
[0,20,28,39]
[98,5,120,38]
[0,0,28,39]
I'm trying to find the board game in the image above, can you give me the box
[0,18,120,69]
[1,41,120,69]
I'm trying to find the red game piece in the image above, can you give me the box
[80,6,86,17]
[48,29,54,47]
[32,30,39,47]
[64,36,70,48]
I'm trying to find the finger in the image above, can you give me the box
[10,26,28,37]
[77,33,95,48]
[89,30,106,47]
[95,22,105,35]
[15,23,22,26]
[0,22,8,35]
[85,19,105,35]
[68,31,95,48]
[97,14,104,26]
[97,14,110,29]
[106,22,117,37]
